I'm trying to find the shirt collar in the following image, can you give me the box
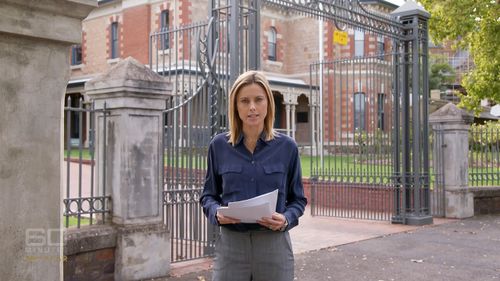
[235,131,270,146]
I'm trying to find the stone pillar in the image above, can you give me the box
[429,103,474,218]
[0,1,95,280]
[85,57,172,280]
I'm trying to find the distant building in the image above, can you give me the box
[66,0,400,147]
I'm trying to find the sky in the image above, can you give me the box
[387,0,406,6]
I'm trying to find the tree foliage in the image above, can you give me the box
[420,0,500,113]
[429,55,456,90]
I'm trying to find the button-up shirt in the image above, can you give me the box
[200,131,307,232]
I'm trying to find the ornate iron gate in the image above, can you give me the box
[309,54,398,221]
[150,0,259,263]
[150,0,434,263]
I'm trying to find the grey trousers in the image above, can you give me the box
[212,227,294,281]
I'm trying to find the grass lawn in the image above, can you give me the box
[64,216,91,227]
[65,149,499,185]
[64,149,93,160]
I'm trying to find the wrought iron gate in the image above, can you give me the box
[309,53,399,221]
[306,1,433,224]
[150,0,259,263]
[150,0,434,263]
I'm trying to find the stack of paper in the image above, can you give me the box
[217,189,278,223]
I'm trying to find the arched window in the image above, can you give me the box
[353,92,366,131]
[268,27,277,61]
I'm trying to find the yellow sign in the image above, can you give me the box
[333,30,348,46]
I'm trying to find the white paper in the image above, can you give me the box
[217,189,278,223]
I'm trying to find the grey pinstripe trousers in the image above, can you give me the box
[212,227,294,281]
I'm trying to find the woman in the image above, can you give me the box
[200,70,307,281]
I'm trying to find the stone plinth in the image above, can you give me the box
[430,103,474,218]
[86,57,172,280]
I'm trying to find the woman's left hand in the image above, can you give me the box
[257,212,286,231]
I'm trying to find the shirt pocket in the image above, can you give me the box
[262,163,286,191]
[219,164,244,195]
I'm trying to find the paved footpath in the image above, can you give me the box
[154,214,500,281]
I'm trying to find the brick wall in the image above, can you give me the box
[473,188,500,215]
[64,225,116,281]
[122,5,151,65]
[64,248,115,281]
[303,178,395,212]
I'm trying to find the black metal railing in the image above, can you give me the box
[469,123,500,187]
[63,98,111,228]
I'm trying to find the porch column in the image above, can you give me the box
[429,103,474,218]
[0,1,95,280]
[291,102,297,139]
[310,103,317,149]
[86,57,172,280]
[285,102,291,136]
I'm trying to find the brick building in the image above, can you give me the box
[66,0,399,147]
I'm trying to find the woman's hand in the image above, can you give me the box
[257,212,286,231]
[216,211,241,225]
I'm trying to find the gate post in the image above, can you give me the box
[429,103,474,218]
[86,57,172,280]
[391,0,433,225]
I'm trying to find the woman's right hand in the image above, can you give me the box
[216,211,241,225]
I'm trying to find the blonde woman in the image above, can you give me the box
[200,70,307,281]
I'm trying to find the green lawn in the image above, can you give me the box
[64,149,93,160]
[64,216,91,228]
[65,149,499,185]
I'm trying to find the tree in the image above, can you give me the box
[420,0,500,113]
[429,55,456,91]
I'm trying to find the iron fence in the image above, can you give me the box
[429,124,445,217]
[469,123,500,187]
[63,98,111,228]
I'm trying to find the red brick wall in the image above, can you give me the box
[303,178,395,212]
[122,5,151,65]
[64,248,114,281]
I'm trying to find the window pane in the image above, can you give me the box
[268,28,277,61]
[354,92,366,130]
[377,93,385,130]
[71,44,82,65]
[160,10,169,49]
[354,30,364,57]
[111,22,119,59]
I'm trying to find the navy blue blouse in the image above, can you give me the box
[200,131,307,232]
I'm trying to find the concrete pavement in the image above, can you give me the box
[151,211,500,281]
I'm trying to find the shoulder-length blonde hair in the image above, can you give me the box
[227,71,276,145]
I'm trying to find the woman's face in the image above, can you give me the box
[236,83,268,130]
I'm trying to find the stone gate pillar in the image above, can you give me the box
[0,1,95,280]
[429,103,474,218]
[86,57,172,280]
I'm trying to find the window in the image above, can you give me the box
[160,10,169,50]
[353,92,366,131]
[296,112,308,123]
[268,27,277,61]
[110,22,119,59]
[71,44,82,65]
[354,30,364,58]
[377,93,385,131]
[377,36,385,59]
